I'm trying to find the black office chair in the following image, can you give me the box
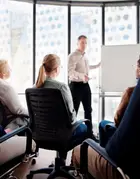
[25,88,88,179]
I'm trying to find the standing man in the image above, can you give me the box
[68,35,100,139]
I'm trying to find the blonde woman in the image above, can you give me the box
[0,60,28,130]
[35,54,87,148]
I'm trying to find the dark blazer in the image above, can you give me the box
[106,79,140,179]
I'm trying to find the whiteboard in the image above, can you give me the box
[101,44,140,92]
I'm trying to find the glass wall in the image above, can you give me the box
[36,4,68,83]
[9,1,33,93]
[104,5,137,122]
[104,96,121,121]
[0,0,10,59]
[105,6,137,45]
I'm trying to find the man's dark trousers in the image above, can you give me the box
[69,81,93,136]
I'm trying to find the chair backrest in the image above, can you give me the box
[25,88,72,145]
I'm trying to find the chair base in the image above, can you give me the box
[26,157,76,179]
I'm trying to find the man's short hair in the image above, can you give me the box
[78,35,87,41]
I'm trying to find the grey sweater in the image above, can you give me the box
[0,79,28,117]
[42,78,76,124]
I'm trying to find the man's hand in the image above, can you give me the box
[85,75,90,82]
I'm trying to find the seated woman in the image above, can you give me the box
[35,54,88,147]
[0,60,29,130]
[99,59,140,147]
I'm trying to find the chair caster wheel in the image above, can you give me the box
[35,152,39,157]
[31,159,36,165]
[26,174,33,179]
[73,170,80,177]
[49,163,54,167]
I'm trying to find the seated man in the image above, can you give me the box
[99,58,140,147]
[72,78,140,179]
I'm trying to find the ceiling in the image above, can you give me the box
[52,0,137,2]
[61,0,133,1]
[38,0,137,3]
[15,0,138,4]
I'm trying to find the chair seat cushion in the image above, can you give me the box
[0,136,36,165]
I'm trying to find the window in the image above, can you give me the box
[0,0,33,107]
[104,5,136,122]
[0,0,33,93]
[36,4,68,83]
[9,1,33,93]
[71,7,102,130]
[105,96,121,122]
[0,1,10,60]
[105,6,137,45]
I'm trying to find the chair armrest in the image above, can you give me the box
[72,119,89,132]
[0,125,28,143]
[1,114,30,129]
[0,125,33,155]
[105,123,117,131]
[7,114,29,120]
[80,138,118,174]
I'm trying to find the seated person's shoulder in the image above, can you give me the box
[125,86,135,96]
[44,79,70,93]
[53,81,70,96]
[47,80,67,90]
[0,79,13,94]
[56,81,68,90]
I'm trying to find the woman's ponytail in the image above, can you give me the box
[35,64,46,88]
[35,54,60,88]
